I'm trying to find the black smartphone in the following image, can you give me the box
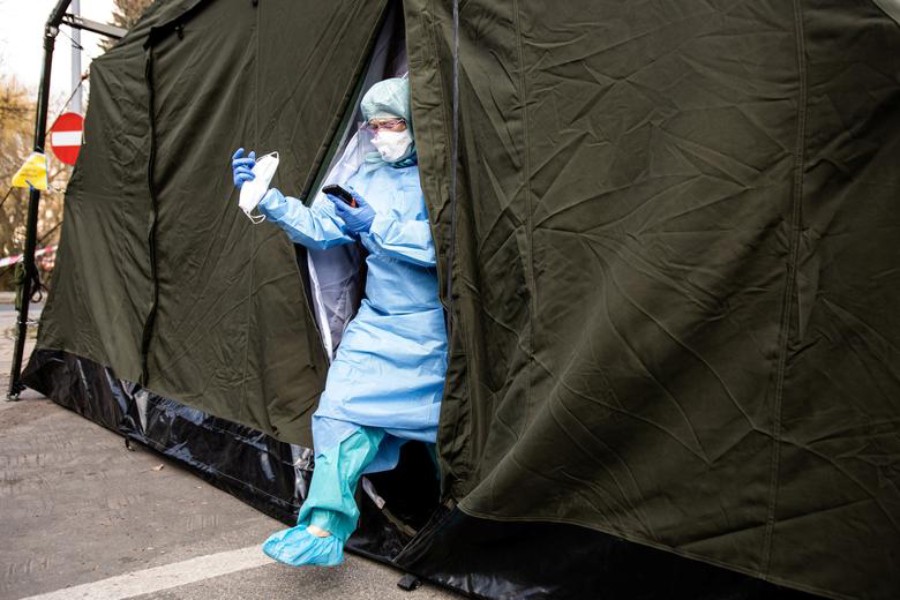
[322,184,357,207]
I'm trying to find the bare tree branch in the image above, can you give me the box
[0,70,70,289]
[102,0,156,50]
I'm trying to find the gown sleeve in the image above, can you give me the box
[359,213,437,267]
[257,188,355,250]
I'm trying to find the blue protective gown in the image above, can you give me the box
[257,163,447,474]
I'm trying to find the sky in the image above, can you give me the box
[0,0,115,110]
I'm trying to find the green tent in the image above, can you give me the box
[24,1,900,598]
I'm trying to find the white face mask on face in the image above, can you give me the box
[371,129,413,163]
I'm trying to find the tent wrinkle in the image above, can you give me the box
[873,0,900,25]
[758,0,809,575]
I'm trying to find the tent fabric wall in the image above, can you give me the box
[145,0,393,445]
[35,4,166,384]
[407,1,900,599]
[36,0,390,445]
[28,1,900,599]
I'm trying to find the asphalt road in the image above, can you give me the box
[0,298,463,600]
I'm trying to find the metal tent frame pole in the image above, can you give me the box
[7,1,126,400]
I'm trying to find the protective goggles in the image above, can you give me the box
[364,118,407,132]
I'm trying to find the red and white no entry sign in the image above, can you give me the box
[49,112,84,166]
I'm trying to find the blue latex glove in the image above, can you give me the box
[326,188,375,234]
[232,148,256,188]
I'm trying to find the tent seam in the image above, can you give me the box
[422,0,455,291]
[139,46,160,387]
[512,0,535,432]
[421,0,474,490]
[443,0,474,491]
[238,0,262,428]
[761,0,809,577]
[444,0,460,344]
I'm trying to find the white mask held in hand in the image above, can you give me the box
[372,130,413,163]
[239,151,279,224]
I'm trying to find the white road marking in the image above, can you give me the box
[18,546,274,600]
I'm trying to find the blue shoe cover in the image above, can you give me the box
[262,526,344,567]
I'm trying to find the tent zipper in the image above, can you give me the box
[139,46,160,387]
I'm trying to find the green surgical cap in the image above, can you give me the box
[360,77,411,123]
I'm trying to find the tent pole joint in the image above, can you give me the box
[60,14,127,39]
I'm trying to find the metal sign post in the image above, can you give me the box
[71,0,82,114]
[7,2,126,400]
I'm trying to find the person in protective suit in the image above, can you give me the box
[231,78,447,567]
